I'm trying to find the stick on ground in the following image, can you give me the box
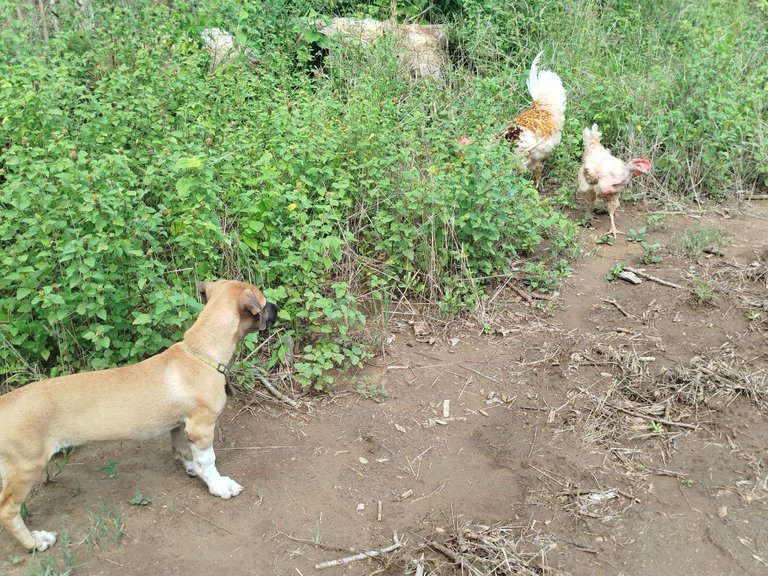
[624,267,684,289]
[253,368,299,409]
[314,532,402,570]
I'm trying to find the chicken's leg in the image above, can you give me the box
[532,165,542,189]
[606,195,624,237]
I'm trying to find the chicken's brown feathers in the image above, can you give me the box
[511,104,559,138]
[583,167,599,185]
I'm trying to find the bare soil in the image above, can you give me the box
[2,199,767,576]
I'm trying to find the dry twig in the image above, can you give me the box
[314,532,402,570]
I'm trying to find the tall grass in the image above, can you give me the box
[454,0,767,198]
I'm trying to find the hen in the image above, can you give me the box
[502,51,567,188]
[578,124,651,237]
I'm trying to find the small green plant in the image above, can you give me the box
[747,311,762,322]
[98,459,119,479]
[46,447,76,483]
[672,225,732,258]
[645,213,668,231]
[86,505,125,548]
[129,491,151,506]
[688,271,714,305]
[679,477,694,487]
[309,520,323,545]
[22,528,76,576]
[23,554,74,576]
[595,233,614,245]
[9,554,24,566]
[606,262,626,282]
[354,377,388,402]
[626,227,648,243]
[640,242,663,265]
[649,420,664,434]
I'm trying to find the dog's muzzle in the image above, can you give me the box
[258,302,279,331]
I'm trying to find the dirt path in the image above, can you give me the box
[2,200,767,575]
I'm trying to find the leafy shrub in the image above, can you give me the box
[0,0,575,390]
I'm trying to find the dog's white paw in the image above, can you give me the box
[208,476,243,499]
[31,530,57,551]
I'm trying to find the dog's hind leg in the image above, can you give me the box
[184,414,242,500]
[0,457,56,552]
[170,425,197,477]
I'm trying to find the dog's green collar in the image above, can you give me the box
[180,342,231,375]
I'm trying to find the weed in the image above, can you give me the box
[354,377,388,403]
[640,242,664,265]
[98,459,119,479]
[23,555,74,576]
[129,491,151,506]
[86,504,125,548]
[672,225,732,258]
[626,227,648,243]
[649,421,664,434]
[595,234,614,246]
[22,528,75,576]
[606,263,626,282]
[688,271,715,305]
[309,520,323,545]
[645,213,668,231]
[46,447,75,483]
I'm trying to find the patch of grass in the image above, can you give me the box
[689,272,715,305]
[22,529,76,576]
[85,504,125,548]
[98,459,119,479]
[354,378,388,403]
[645,213,668,231]
[672,225,732,258]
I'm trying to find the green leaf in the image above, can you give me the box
[174,157,204,171]
[176,177,197,194]
[132,313,152,325]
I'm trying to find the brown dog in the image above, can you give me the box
[0,280,277,551]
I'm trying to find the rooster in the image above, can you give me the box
[578,124,651,237]
[501,51,566,188]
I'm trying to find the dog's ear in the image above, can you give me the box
[196,281,210,304]
[239,289,264,318]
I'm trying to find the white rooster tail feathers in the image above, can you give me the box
[583,123,602,147]
[526,50,566,113]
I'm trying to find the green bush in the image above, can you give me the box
[456,0,767,197]
[0,1,575,390]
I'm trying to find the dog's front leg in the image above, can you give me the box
[170,425,197,477]
[184,417,243,499]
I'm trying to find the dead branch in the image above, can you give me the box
[600,298,632,318]
[253,368,299,409]
[314,532,402,570]
[624,267,684,289]
[427,540,462,564]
